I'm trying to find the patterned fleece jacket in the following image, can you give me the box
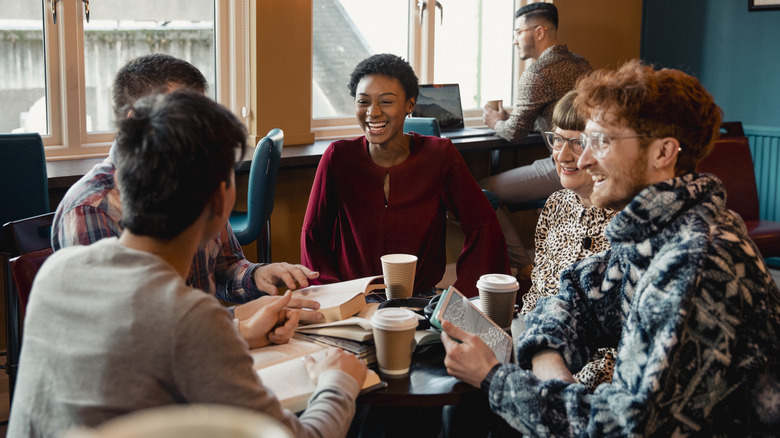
[489,173,780,437]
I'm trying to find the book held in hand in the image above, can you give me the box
[430,286,513,363]
[291,275,384,323]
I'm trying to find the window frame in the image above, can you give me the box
[39,0,248,160]
[310,0,523,140]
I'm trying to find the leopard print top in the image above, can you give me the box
[520,189,617,391]
[521,189,617,314]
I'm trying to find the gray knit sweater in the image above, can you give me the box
[9,238,360,438]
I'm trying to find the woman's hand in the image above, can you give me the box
[440,320,500,387]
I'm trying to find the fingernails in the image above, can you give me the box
[311,271,320,278]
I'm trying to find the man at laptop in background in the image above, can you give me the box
[482,3,591,280]
[51,55,324,340]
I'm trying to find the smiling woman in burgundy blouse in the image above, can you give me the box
[300,54,509,297]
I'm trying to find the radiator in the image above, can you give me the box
[745,126,780,268]
[745,126,780,222]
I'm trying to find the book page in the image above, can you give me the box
[249,338,326,370]
[292,276,383,302]
[297,316,373,331]
[257,349,383,413]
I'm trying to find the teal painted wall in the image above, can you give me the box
[641,0,780,127]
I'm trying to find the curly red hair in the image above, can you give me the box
[574,59,723,175]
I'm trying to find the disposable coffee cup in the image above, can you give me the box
[485,99,503,112]
[477,274,519,329]
[371,308,419,375]
[381,254,417,299]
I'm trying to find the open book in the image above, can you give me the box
[253,339,383,413]
[295,302,380,341]
[291,275,384,323]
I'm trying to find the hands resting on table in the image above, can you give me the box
[440,320,576,388]
[233,263,325,349]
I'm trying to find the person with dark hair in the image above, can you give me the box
[442,60,780,435]
[52,54,324,336]
[301,53,509,297]
[9,90,367,437]
[481,2,592,281]
[110,53,208,120]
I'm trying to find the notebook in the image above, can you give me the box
[412,84,493,139]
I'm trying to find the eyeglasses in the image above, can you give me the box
[543,131,583,154]
[579,132,652,159]
[514,25,547,36]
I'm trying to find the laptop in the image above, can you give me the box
[412,84,494,139]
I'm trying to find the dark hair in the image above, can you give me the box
[114,90,247,239]
[112,54,208,121]
[347,53,419,101]
[515,2,558,28]
[574,59,723,175]
[552,90,584,131]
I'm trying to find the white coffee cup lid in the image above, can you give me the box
[381,254,418,264]
[371,308,419,331]
[476,273,519,292]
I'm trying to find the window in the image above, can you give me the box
[1,0,248,159]
[312,0,516,137]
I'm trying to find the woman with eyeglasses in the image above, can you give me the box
[520,90,617,391]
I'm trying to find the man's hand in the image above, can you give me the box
[440,320,500,387]
[304,347,367,388]
[483,104,509,129]
[234,294,324,323]
[530,349,576,383]
[237,291,301,349]
[253,262,319,295]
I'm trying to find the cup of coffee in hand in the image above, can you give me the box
[476,274,519,329]
[381,254,417,299]
[485,99,503,112]
[371,308,419,375]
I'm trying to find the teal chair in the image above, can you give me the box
[229,128,283,263]
[1,133,49,253]
[403,117,441,137]
[0,133,50,408]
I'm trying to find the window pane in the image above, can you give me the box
[84,1,215,133]
[313,0,409,119]
[433,0,514,111]
[0,1,47,135]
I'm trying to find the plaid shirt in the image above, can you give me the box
[52,153,265,304]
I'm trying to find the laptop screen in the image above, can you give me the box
[412,84,465,130]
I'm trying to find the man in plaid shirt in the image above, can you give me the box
[52,54,322,329]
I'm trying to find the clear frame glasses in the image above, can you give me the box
[580,132,652,158]
[544,131,583,154]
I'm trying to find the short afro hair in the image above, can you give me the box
[347,53,419,101]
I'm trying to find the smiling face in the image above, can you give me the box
[577,117,655,211]
[355,74,415,147]
[551,128,594,206]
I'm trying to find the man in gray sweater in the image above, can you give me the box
[9,90,367,437]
